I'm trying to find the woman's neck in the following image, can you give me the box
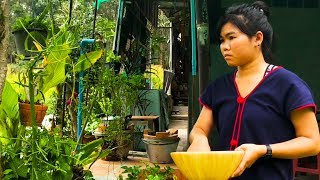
[237,56,268,78]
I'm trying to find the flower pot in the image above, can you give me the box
[101,130,134,161]
[143,130,180,164]
[12,28,47,57]
[82,134,96,144]
[19,102,48,126]
[103,138,133,161]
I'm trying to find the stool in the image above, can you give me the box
[293,154,320,180]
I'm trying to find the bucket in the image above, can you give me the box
[143,138,180,164]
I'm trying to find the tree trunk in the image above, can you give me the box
[0,0,10,100]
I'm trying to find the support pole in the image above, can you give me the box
[77,39,95,143]
[113,0,124,54]
[196,0,210,99]
[189,0,200,134]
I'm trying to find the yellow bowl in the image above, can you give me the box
[171,151,244,180]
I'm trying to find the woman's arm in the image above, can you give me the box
[188,106,214,152]
[271,107,320,158]
[232,107,320,177]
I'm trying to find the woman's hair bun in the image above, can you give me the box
[252,1,270,17]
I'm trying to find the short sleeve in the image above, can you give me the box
[285,78,316,117]
[199,82,215,110]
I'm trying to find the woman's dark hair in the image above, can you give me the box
[217,1,274,63]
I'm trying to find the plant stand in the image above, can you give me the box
[19,102,48,126]
[143,129,180,164]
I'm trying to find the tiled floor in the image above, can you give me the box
[90,119,188,179]
[90,154,177,180]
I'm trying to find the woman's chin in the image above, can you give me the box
[226,62,237,67]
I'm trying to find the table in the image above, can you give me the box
[130,116,160,132]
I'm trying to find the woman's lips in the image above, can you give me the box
[224,54,232,59]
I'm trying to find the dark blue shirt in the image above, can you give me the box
[200,67,316,180]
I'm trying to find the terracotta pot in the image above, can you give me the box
[82,134,96,144]
[19,103,48,126]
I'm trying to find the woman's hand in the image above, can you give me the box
[188,106,213,152]
[231,144,266,178]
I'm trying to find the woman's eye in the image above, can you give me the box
[219,39,224,43]
[229,36,235,40]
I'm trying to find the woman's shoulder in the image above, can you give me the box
[212,72,234,84]
[272,67,309,86]
[207,72,234,89]
[273,67,303,81]
[206,72,234,89]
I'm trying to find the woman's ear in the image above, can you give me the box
[254,31,264,47]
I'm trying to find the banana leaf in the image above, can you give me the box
[41,44,71,94]
[74,50,103,72]
[1,81,19,121]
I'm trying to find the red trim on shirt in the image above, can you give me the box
[198,98,212,110]
[234,66,283,99]
[230,66,283,150]
[295,104,317,114]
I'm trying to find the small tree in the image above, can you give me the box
[0,0,10,100]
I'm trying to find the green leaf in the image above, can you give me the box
[81,149,111,166]
[3,169,13,175]
[74,50,103,72]
[9,157,29,178]
[1,81,19,120]
[41,44,71,94]
[83,170,94,179]
[78,138,104,163]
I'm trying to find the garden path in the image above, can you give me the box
[90,119,188,180]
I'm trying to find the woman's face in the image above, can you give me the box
[220,22,257,67]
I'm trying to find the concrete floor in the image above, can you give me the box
[90,119,188,179]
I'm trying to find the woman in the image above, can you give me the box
[188,1,320,179]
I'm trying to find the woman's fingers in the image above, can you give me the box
[231,149,247,177]
[231,144,265,178]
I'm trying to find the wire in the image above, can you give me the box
[92,0,98,39]
[68,0,73,25]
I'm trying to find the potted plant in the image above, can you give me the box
[90,63,145,160]
[11,4,50,57]
[0,127,110,179]
[82,116,100,144]
[0,81,109,179]
[13,24,103,127]
[100,116,134,161]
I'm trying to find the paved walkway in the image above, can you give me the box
[90,120,188,179]
[90,154,177,179]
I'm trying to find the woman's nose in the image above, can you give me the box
[220,42,230,51]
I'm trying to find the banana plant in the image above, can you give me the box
[18,25,103,104]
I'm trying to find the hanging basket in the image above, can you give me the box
[12,28,47,57]
[19,102,48,126]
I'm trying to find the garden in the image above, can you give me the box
[0,0,181,179]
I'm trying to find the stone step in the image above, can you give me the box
[172,106,188,115]
[170,114,188,120]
